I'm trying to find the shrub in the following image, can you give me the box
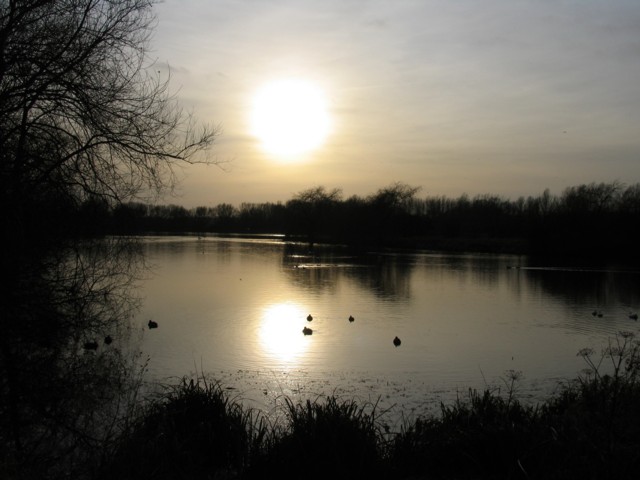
[100,377,268,480]
[247,396,387,480]
[389,388,551,479]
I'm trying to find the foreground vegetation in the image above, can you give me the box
[96,333,640,480]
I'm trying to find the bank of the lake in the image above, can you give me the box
[103,337,640,480]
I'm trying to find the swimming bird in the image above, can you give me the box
[630,313,638,321]
[302,326,313,335]
[349,315,354,323]
[148,320,158,329]
[393,336,401,347]
[104,335,113,345]
[307,314,313,322]
[83,341,99,351]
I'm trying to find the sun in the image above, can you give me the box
[250,78,331,159]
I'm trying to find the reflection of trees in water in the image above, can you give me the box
[1,238,146,478]
[344,255,415,301]
[522,267,640,309]
[279,244,640,317]
[281,244,415,300]
[343,253,511,301]
[281,247,637,312]
[287,265,342,294]
[416,254,506,287]
[282,243,343,294]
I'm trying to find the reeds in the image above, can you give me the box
[98,332,640,480]
[246,396,387,479]
[99,377,270,480]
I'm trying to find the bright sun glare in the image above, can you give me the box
[259,302,309,363]
[250,78,331,159]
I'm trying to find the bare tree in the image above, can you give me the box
[0,0,217,207]
[0,2,217,476]
[287,186,343,243]
[368,182,421,213]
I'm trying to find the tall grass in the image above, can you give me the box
[539,331,640,479]
[99,332,640,480]
[389,332,640,479]
[245,396,387,479]
[98,377,270,480]
[388,388,551,479]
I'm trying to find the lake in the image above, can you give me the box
[135,235,640,424]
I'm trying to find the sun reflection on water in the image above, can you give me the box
[258,303,310,363]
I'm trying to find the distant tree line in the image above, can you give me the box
[84,181,640,259]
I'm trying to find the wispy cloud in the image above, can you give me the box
[153,0,640,206]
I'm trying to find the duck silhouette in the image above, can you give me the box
[83,341,99,351]
[307,314,313,322]
[393,336,401,347]
[630,313,638,321]
[348,315,354,323]
[104,335,113,345]
[302,326,313,335]
[148,320,158,329]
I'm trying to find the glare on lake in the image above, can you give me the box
[136,235,640,422]
[259,302,310,363]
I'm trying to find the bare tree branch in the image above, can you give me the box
[1,0,218,206]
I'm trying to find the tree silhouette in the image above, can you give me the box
[1,0,217,212]
[286,186,343,243]
[0,1,216,476]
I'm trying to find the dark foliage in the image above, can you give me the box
[101,340,640,480]
[101,378,268,480]
[388,390,552,479]
[247,396,387,480]
[1,1,214,478]
[98,181,640,261]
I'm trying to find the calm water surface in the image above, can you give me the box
[136,235,640,422]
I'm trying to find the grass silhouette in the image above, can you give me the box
[97,332,640,480]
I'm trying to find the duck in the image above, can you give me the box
[393,336,401,347]
[148,320,158,329]
[83,341,99,351]
[348,315,354,323]
[306,314,313,322]
[104,335,113,345]
[302,326,313,336]
[630,313,638,321]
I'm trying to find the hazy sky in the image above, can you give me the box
[152,0,640,207]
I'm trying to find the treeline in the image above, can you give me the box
[86,181,640,259]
